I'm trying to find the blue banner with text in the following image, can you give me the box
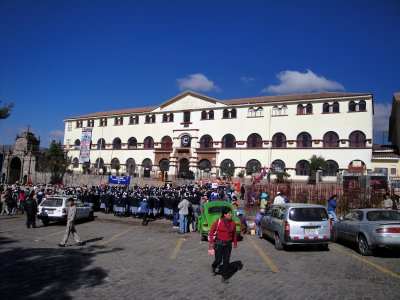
[108,176,131,185]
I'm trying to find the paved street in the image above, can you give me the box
[1,213,399,300]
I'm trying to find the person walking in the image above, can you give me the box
[1,191,10,215]
[382,193,393,210]
[25,191,38,228]
[140,195,149,226]
[58,198,84,247]
[259,193,268,210]
[18,188,27,214]
[190,192,200,232]
[327,195,338,221]
[209,207,238,284]
[273,191,285,204]
[178,192,190,234]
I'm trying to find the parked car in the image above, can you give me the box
[259,203,332,250]
[333,209,400,255]
[37,195,94,225]
[198,201,241,241]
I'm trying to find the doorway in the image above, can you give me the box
[179,158,189,178]
[9,157,22,184]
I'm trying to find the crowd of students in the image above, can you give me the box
[1,182,243,232]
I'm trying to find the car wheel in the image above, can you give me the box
[274,233,284,250]
[42,218,50,226]
[358,235,372,256]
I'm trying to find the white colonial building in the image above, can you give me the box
[63,91,374,181]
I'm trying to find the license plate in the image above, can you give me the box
[46,210,54,214]
[305,228,316,235]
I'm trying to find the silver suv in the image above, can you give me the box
[259,203,332,250]
[37,195,94,225]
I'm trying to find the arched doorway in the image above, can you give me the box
[9,157,22,184]
[198,159,211,180]
[126,158,136,176]
[159,159,170,181]
[142,158,153,178]
[179,158,190,179]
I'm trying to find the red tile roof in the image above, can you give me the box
[67,106,158,120]
[65,91,371,120]
[221,92,371,105]
[372,153,400,159]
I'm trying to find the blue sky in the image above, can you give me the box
[0,0,399,147]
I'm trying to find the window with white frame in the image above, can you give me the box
[100,118,107,126]
[248,107,256,117]
[272,105,288,116]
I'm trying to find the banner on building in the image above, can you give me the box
[108,176,131,185]
[79,128,92,163]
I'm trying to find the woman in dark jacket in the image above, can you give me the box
[209,207,238,284]
[25,192,37,228]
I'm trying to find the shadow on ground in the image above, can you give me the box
[334,239,400,258]
[0,235,122,299]
[215,260,244,279]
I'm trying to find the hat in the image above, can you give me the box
[261,193,268,198]
[260,208,265,213]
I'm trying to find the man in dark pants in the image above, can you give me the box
[25,193,38,228]
[140,196,149,226]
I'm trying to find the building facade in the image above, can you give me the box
[63,91,374,181]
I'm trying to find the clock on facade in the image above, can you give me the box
[181,135,191,147]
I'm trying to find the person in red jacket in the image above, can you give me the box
[209,207,238,284]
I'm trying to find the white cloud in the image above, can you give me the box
[373,103,391,133]
[241,76,256,85]
[177,73,221,92]
[262,69,345,94]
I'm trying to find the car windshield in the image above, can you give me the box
[208,206,231,215]
[289,207,328,221]
[366,211,400,221]
[40,198,63,207]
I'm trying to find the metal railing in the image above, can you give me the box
[244,182,390,217]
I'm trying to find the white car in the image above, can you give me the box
[37,195,94,225]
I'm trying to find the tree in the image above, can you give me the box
[309,155,326,183]
[0,101,14,119]
[45,140,72,184]
[275,171,290,183]
[310,155,326,171]
[115,163,120,175]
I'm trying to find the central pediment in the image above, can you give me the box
[154,91,226,112]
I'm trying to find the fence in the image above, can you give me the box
[244,182,390,218]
